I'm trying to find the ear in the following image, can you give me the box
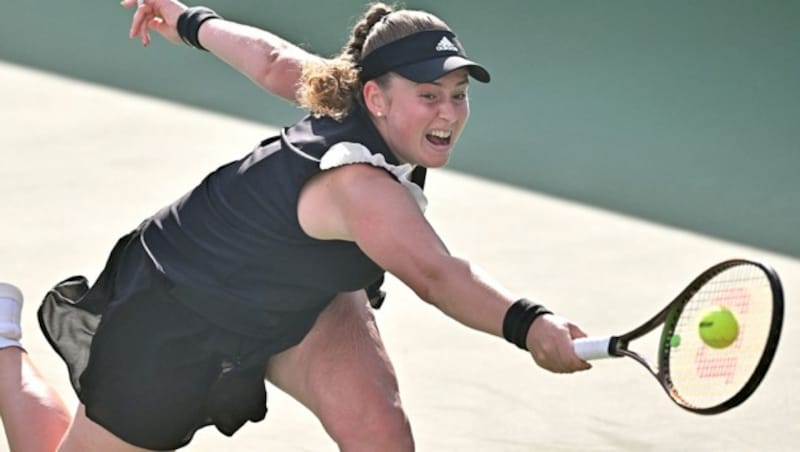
[362,80,387,118]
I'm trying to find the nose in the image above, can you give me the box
[438,100,458,123]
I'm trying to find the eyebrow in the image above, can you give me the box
[429,76,470,87]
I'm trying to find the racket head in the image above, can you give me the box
[656,259,783,414]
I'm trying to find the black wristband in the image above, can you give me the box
[177,6,221,51]
[502,298,553,350]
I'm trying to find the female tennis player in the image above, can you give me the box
[0,1,590,450]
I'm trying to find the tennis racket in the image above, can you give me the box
[573,259,783,414]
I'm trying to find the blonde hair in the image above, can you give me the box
[296,2,451,120]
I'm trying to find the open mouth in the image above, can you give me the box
[426,129,452,147]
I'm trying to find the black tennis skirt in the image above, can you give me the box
[37,229,278,450]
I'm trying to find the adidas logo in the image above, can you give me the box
[435,36,459,52]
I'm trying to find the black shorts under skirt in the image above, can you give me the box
[37,230,282,450]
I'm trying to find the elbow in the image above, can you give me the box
[256,44,305,100]
[259,44,283,77]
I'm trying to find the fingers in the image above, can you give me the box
[561,322,592,371]
[149,17,168,36]
[567,322,588,340]
[534,340,591,374]
[565,322,593,370]
[121,0,153,9]
[559,338,592,372]
[528,315,592,374]
[122,0,154,46]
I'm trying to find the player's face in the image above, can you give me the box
[376,69,471,168]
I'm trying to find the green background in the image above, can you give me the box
[2,1,798,257]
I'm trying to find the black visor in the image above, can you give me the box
[359,30,491,84]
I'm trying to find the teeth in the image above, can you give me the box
[429,130,451,139]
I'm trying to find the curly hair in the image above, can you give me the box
[296,2,451,120]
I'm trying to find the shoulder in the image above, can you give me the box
[298,163,421,241]
[313,162,408,208]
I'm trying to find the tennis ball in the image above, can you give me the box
[698,306,739,348]
[670,334,681,348]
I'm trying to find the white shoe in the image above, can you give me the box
[0,282,23,349]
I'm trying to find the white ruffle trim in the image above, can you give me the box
[319,142,428,211]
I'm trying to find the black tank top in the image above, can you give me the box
[140,107,425,342]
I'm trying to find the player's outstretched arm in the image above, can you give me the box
[298,164,591,374]
[121,0,323,102]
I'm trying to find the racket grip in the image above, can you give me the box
[573,336,615,360]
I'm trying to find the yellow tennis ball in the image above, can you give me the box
[698,306,739,348]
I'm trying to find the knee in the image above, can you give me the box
[323,397,414,452]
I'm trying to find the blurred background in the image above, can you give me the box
[2,0,798,257]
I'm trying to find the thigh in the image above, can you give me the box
[58,404,161,452]
[266,290,406,434]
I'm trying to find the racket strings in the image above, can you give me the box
[664,264,774,409]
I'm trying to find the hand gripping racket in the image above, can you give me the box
[573,259,784,414]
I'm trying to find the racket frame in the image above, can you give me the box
[574,259,784,414]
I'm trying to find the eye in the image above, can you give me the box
[453,92,468,101]
[420,93,437,101]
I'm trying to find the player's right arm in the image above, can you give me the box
[298,164,591,374]
[122,0,321,103]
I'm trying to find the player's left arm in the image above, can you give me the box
[198,19,324,102]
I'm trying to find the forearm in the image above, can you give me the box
[414,256,516,339]
[407,256,591,373]
[196,19,320,102]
